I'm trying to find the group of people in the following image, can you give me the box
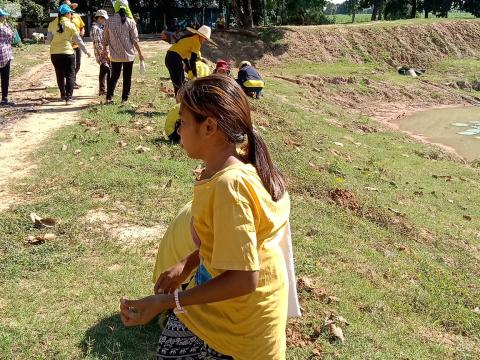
[47,0,143,104]
[164,24,264,99]
[6,5,295,357]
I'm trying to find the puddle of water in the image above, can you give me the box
[394,106,480,161]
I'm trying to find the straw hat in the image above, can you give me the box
[186,25,217,46]
[95,9,109,19]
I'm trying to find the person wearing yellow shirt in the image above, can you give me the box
[164,25,216,96]
[47,4,90,104]
[60,1,84,89]
[120,75,295,360]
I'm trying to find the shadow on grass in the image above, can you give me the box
[81,313,159,359]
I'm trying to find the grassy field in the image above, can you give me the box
[327,11,475,24]
[1,35,480,360]
[10,44,48,77]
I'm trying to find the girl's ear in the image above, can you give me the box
[203,117,218,137]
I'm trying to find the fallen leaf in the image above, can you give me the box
[144,126,154,132]
[327,295,340,303]
[463,215,472,221]
[30,213,56,228]
[62,144,68,151]
[473,307,480,314]
[74,149,81,155]
[135,145,151,153]
[117,140,128,148]
[333,142,344,147]
[365,187,378,192]
[163,179,173,189]
[43,233,57,241]
[328,323,345,343]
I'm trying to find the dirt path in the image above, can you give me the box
[0,43,98,211]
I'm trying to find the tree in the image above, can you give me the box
[231,0,254,28]
[19,0,44,26]
[461,0,480,16]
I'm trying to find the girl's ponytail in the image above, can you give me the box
[245,128,286,201]
[57,14,64,33]
[119,8,127,24]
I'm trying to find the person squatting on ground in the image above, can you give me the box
[61,1,85,89]
[236,60,265,99]
[47,4,90,105]
[213,59,231,76]
[0,8,14,107]
[164,25,216,96]
[102,0,144,103]
[91,9,110,96]
[120,75,298,360]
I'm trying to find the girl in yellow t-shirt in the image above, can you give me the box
[120,75,291,360]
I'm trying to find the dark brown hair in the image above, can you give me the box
[178,74,286,201]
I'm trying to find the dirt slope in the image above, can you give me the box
[205,20,480,67]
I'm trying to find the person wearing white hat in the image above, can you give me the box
[91,9,110,96]
[0,8,14,106]
[164,25,216,96]
[236,60,264,99]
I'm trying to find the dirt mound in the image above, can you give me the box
[204,20,480,68]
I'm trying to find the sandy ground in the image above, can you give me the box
[0,43,98,211]
[0,40,170,212]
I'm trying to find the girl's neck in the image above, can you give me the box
[201,147,242,180]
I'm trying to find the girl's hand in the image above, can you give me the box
[119,295,168,327]
[139,53,145,62]
[154,262,189,294]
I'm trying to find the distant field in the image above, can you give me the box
[327,11,476,24]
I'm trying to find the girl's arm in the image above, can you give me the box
[154,250,200,294]
[133,41,144,61]
[72,33,91,57]
[121,269,259,326]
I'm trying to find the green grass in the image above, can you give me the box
[1,37,480,360]
[327,12,476,25]
[11,44,48,77]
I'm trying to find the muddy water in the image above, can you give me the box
[394,107,480,161]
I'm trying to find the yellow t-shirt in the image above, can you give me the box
[169,35,201,60]
[152,202,197,284]
[47,18,78,55]
[177,162,290,360]
[70,14,85,49]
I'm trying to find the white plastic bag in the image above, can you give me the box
[139,60,146,74]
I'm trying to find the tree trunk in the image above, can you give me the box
[232,0,246,28]
[263,0,267,26]
[378,0,384,20]
[352,10,356,23]
[371,3,378,21]
[425,10,429,18]
[410,0,417,18]
[243,0,254,28]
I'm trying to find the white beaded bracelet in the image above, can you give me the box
[173,289,187,314]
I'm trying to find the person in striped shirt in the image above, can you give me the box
[102,0,144,103]
[0,8,14,106]
[91,10,110,96]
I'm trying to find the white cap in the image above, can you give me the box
[95,9,109,19]
[240,60,252,68]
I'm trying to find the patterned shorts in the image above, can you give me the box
[156,314,233,360]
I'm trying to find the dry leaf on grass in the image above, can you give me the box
[135,145,151,153]
[473,307,480,314]
[74,149,81,155]
[163,179,173,189]
[62,144,68,151]
[25,233,56,245]
[463,215,472,221]
[117,140,128,148]
[30,213,56,228]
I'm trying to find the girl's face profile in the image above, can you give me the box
[178,104,203,159]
